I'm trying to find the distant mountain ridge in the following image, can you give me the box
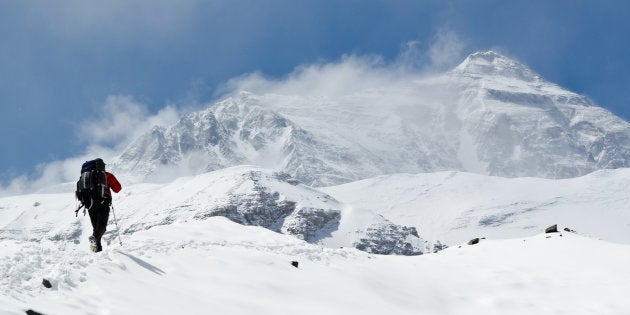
[112,51,630,185]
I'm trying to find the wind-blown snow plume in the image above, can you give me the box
[427,29,467,71]
[219,54,411,98]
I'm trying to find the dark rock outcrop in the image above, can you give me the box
[545,224,558,233]
[468,238,480,245]
[354,222,423,255]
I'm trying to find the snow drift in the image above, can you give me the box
[2,218,630,315]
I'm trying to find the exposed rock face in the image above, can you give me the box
[354,220,423,255]
[113,97,370,186]
[188,171,422,255]
[432,241,448,253]
[193,171,341,242]
[194,186,298,228]
[468,238,480,245]
[281,207,341,242]
[545,224,559,233]
[189,171,427,255]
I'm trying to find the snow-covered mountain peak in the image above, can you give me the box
[111,51,630,184]
[452,51,541,82]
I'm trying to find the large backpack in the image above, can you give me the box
[75,159,108,215]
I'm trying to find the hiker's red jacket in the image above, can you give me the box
[106,172,121,196]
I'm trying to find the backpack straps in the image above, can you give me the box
[75,203,84,217]
[74,197,94,217]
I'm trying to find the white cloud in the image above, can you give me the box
[78,96,179,150]
[0,148,121,197]
[0,96,180,196]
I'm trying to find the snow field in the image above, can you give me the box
[2,217,630,315]
[322,169,630,245]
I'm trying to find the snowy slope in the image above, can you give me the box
[111,51,630,185]
[2,218,630,315]
[0,166,424,256]
[2,169,630,313]
[321,168,630,245]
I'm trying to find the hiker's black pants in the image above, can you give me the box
[88,199,110,252]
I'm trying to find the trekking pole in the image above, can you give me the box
[111,204,123,246]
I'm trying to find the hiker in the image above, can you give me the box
[76,158,121,252]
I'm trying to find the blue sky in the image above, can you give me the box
[1,0,629,191]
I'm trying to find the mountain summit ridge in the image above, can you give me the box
[452,50,541,82]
